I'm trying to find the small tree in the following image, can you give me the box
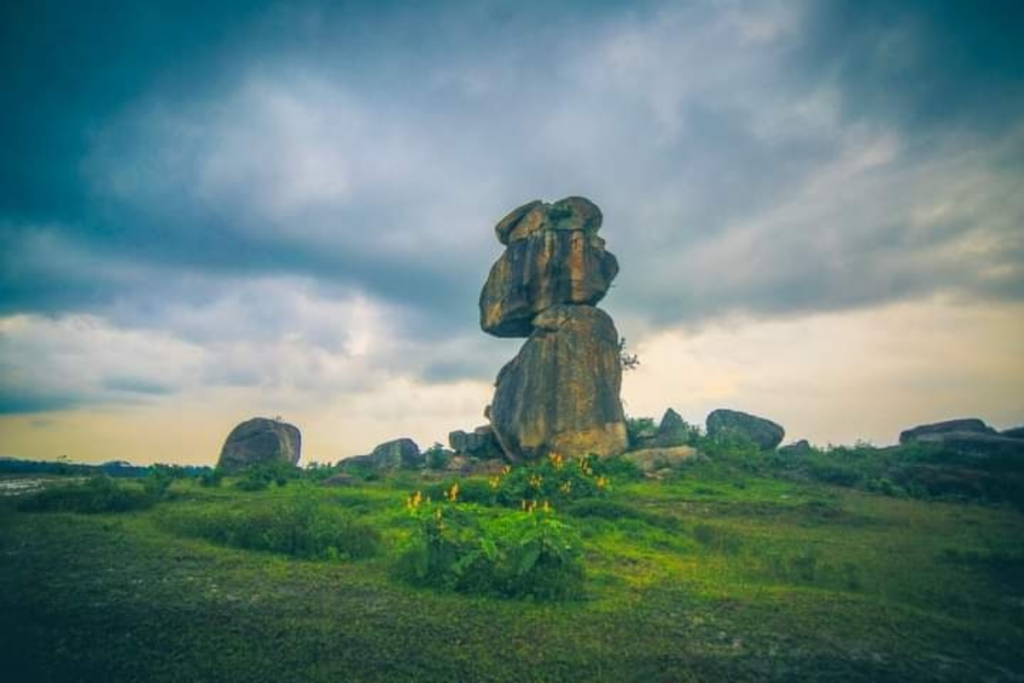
[618,337,640,371]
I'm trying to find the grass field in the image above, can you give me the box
[1,464,1022,682]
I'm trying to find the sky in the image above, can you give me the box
[1,0,1023,465]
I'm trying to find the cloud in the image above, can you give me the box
[0,0,1022,433]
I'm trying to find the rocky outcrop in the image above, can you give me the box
[368,438,422,470]
[448,425,504,460]
[217,417,301,472]
[706,409,785,450]
[481,197,619,337]
[490,305,627,461]
[778,439,813,457]
[338,438,423,472]
[479,197,628,462]
[899,418,995,445]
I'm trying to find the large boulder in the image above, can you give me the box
[489,305,628,461]
[368,438,422,470]
[217,417,301,472]
[706,409,785,450]
[480,197,619,337]
[899,418,995,445]
[448,425,505,460]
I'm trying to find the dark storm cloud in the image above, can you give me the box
[792,0,1024,137]
[1,0,1022,412]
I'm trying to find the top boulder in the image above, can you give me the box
[495,197,603,246]
[481,197,618,337]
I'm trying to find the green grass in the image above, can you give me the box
[1,467,1022,682]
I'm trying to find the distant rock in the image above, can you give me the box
[337,454,374,472]
[449,425,504,460]
[778,439,813,457]
[654,408,691,447]
[489,305,628,461]
[622,446,700,473]
[217,417,301,472]
[368,438,422,470]
[899,418,995,445]
[1002,426,1024,440]
[481,197,618,338]
[706,409,785,450]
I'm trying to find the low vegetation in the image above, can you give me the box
[2,441,1022,681]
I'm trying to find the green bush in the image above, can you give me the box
[143,466,176,498]
[626,417,657,447]
[424,443,451,470]
[397,502,585,600]
[159,487,380,560]
[422,455,615,512]
[234,461,300,491]
[200,468,224,488]
[18,476,155,514]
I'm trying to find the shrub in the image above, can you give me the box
[143,465,177,498]
[626,417,657,447]
[18,476,155,514]
[200,468,224,488]
[397,502,585,600]
[422,454,615,512]
[424,443,451,470]
[234,461,300,491]
[159,487,380,560]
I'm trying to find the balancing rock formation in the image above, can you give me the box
[481,197,628,462]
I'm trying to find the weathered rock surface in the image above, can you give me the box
[706,409,785,450]
[778,439,813,457]
[622,446,699,473]
[481,197,619,337]
[368,438,423,470]
[490,305,628,461]
[654,408,692,447]
[448,425,504,460]
[217,417,301,472]
[899,418,995,445]
[495,196,603,246]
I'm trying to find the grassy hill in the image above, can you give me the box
[1,456,1022,682]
